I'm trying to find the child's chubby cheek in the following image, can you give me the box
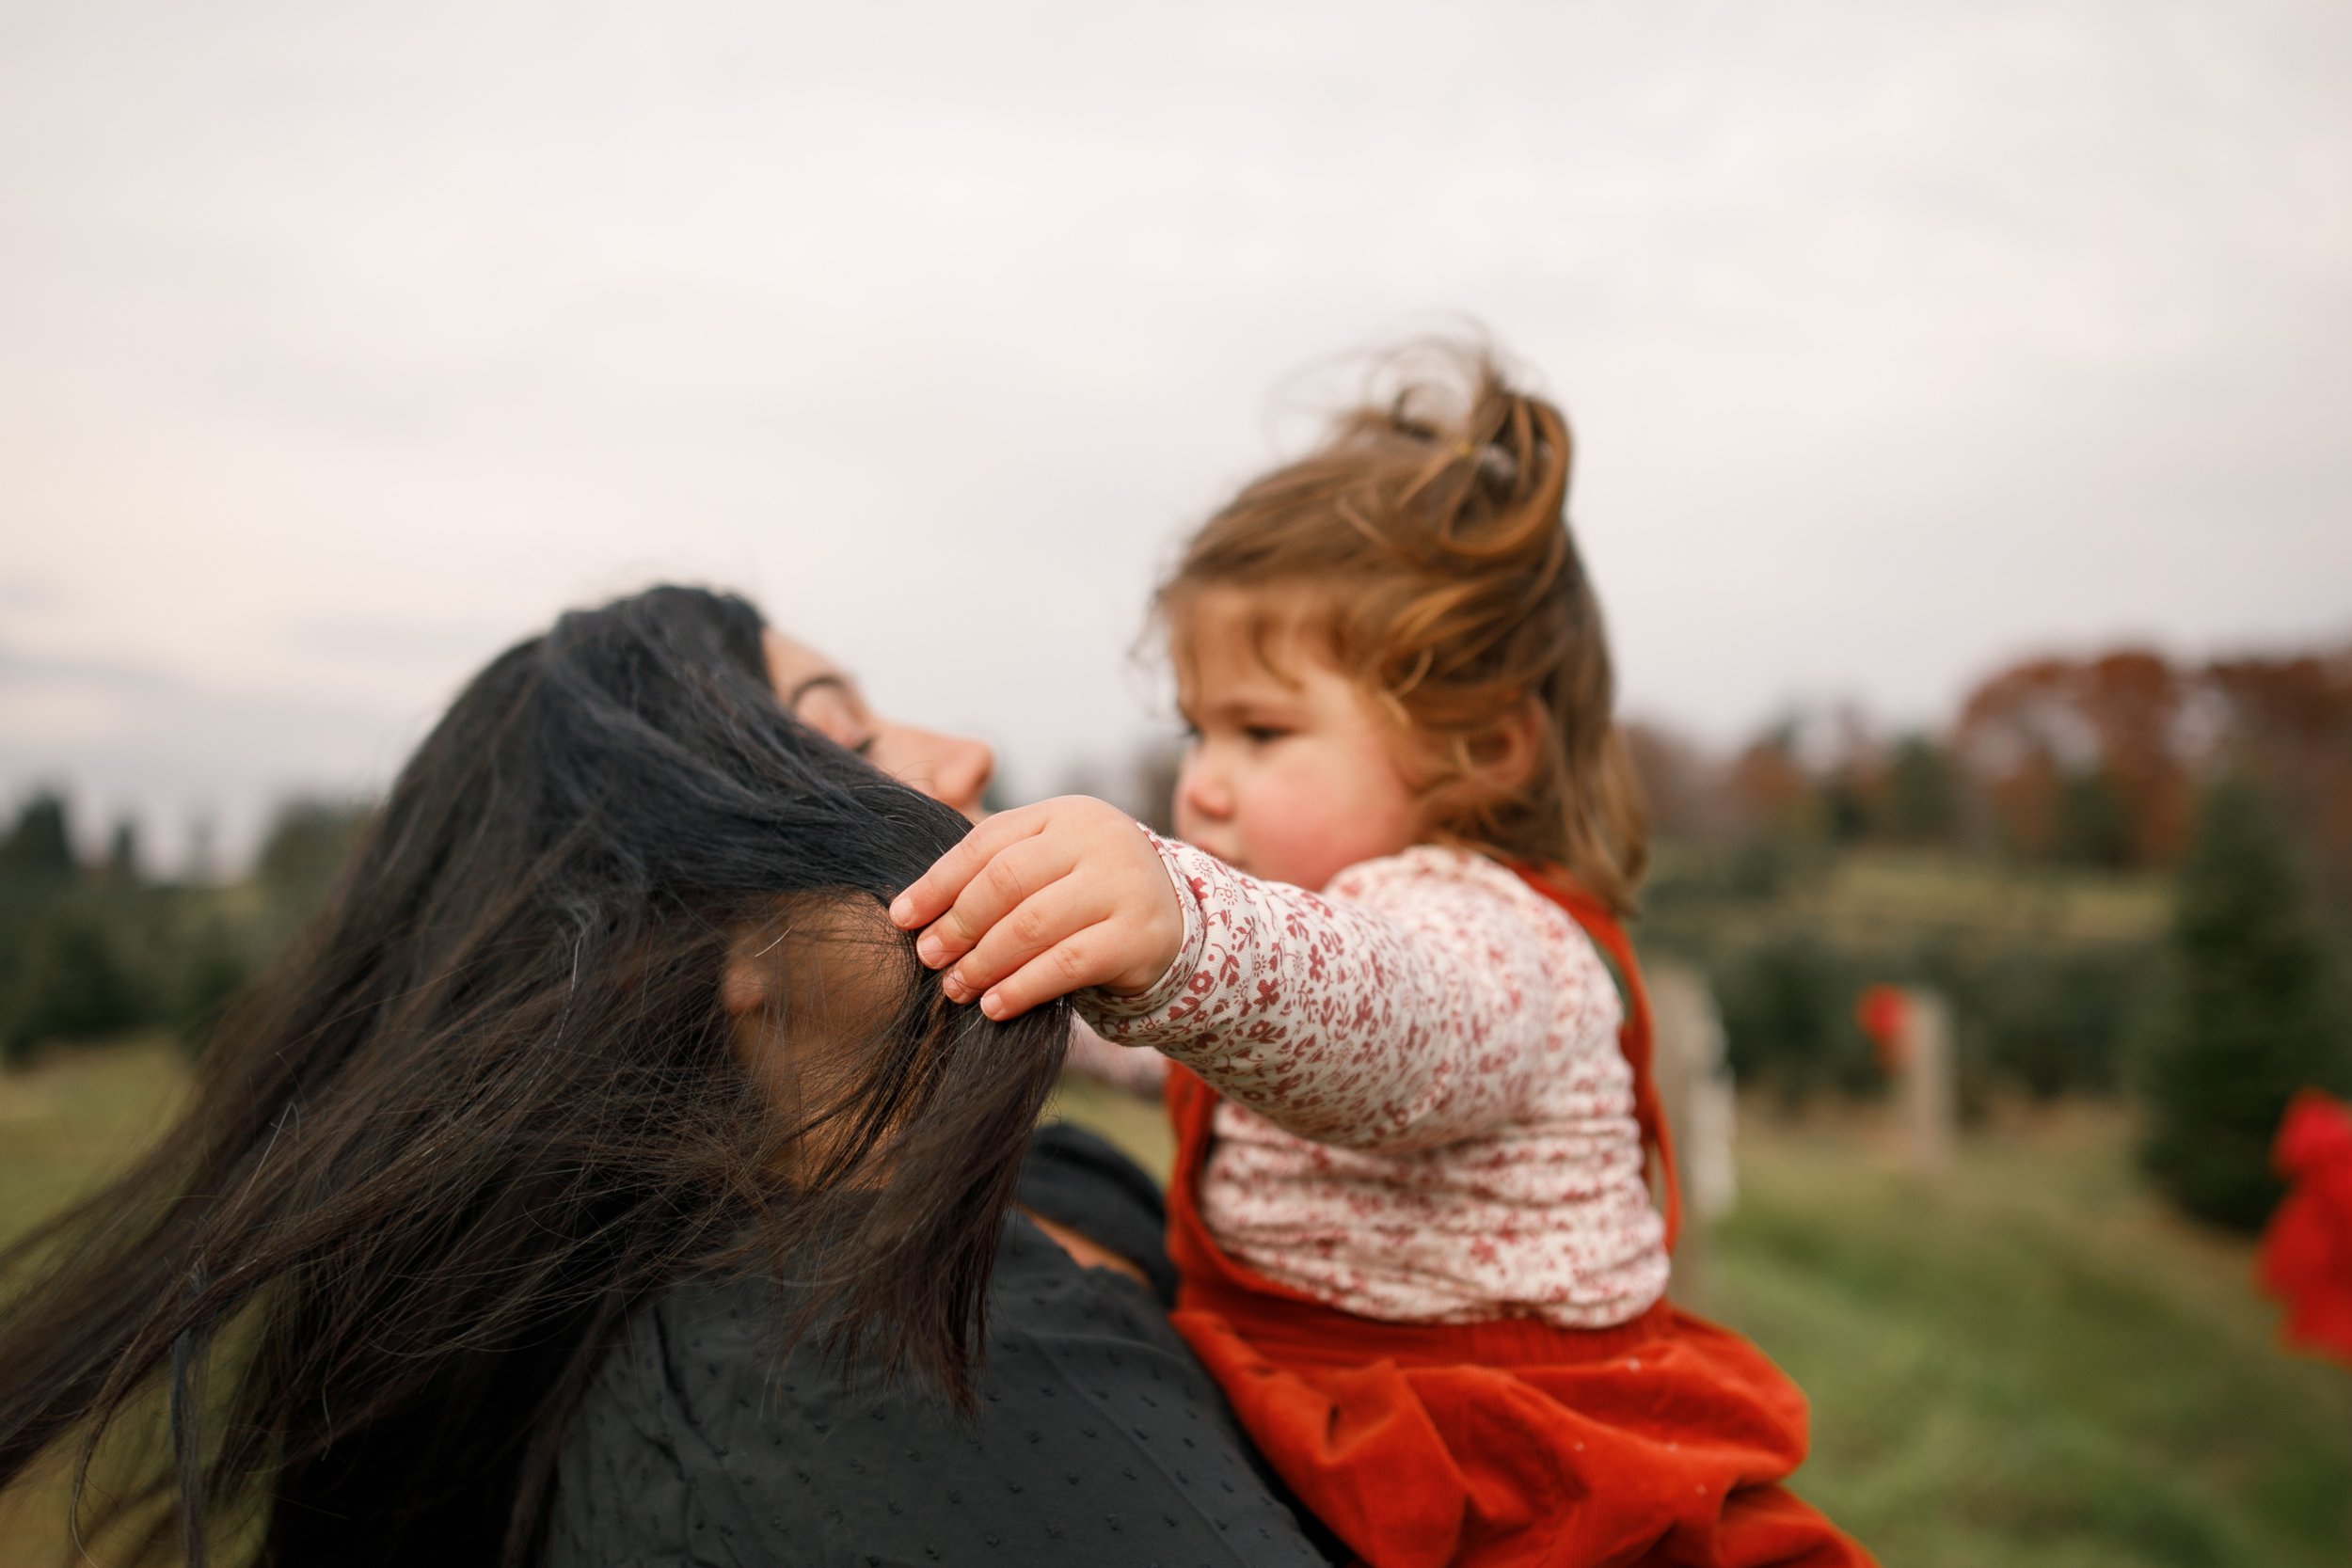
[1238,768,1420,892]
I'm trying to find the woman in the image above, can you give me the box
[0,587,1334,1567]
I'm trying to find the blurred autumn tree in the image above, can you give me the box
[1623,720,1748,845]
[1627,639,2352,895]
[2138,775,2349,1230]
[2205,651,2352,911]
[1727,726,1820,844]
[1953,643,2352,894]
[1624,636,2351,1109]
[1953,651,2189,863]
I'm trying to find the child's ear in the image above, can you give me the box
[1465,698,1544,796]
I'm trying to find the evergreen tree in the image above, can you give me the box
[173,914,253,1053]
[1882,735,1959,846]
[103,816,140,885]
[1715,934,1878,1106]
[2,917,139,1061]
[254,798,371,915]
[2054,767,2135,869]
[0,792,76,882]
[2139,774,2349,1230]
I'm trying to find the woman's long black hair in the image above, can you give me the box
[0,586,1069,1565]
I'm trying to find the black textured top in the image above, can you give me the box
[544,1124,1341,1568]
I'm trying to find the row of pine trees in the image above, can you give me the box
[1,772,2345,1234]
[0,794,368,1068]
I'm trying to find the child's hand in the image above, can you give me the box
[888,797,1184,1022]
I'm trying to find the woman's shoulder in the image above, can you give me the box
[545,1132,1341,1568]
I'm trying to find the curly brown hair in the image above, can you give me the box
[1159,342,1647,915]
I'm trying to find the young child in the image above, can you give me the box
[890,347,1871,1568]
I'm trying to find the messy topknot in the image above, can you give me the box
[1160,341,1647,914]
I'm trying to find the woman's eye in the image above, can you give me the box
[850,735,877,758]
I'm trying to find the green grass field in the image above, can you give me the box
[1705,1104,2351,1566]
[5,1049,2347,1565]
[1053,1073,2352,1565]
[0,1038,192,1566]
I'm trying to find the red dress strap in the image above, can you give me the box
[1506,863,1682,1250]
[1158,1071,1865,1568]
[1155,909,1869,1567]
[1164,1063,1331,1313]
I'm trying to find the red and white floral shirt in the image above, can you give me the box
[1073,834,1669,1328]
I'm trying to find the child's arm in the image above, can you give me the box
[1063,1017,1169,1096]
[890,798,1559,1152]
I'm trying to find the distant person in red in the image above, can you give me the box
[894,346,1872,1567]
[2259,1091,2352,1366]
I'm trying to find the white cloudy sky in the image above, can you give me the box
[3,0,2348,869]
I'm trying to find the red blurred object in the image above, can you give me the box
[2257,1090,2352,1368]
[1855,985,1910,1070]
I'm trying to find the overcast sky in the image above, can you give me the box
[4,0,2348,870]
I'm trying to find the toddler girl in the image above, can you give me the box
[891,347,1871,1568]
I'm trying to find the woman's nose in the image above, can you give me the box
[895,725,994,820]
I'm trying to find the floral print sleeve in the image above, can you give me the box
[1062,1016,1170,1096]
[1077,832,1559,1153]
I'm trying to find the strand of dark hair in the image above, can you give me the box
[0,586,1067,1566]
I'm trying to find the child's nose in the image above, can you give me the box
[1177,755,1232,824]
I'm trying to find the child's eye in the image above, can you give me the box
[1242,725,1289,746]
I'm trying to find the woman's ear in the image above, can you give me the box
[720,949,771,1018]
[722,915,790,1019]
[1465,698,1544,796]
[723,901,917,1048]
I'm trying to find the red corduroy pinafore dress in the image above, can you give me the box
[1159,870,1875,1568]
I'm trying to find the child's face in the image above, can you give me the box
[1170,587,1424,891]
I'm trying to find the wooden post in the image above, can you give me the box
[1650,961,1736,1309]
[1899,988,1956,1179]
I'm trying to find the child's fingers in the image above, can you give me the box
[910,830,1078,972]
[976,923,1122,1022]
[889,806,1048,931]
[941,876,1110,1005]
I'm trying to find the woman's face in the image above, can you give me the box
[761,629,994,819]
[752,626,1141,1280]
[734,627,996,1179]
